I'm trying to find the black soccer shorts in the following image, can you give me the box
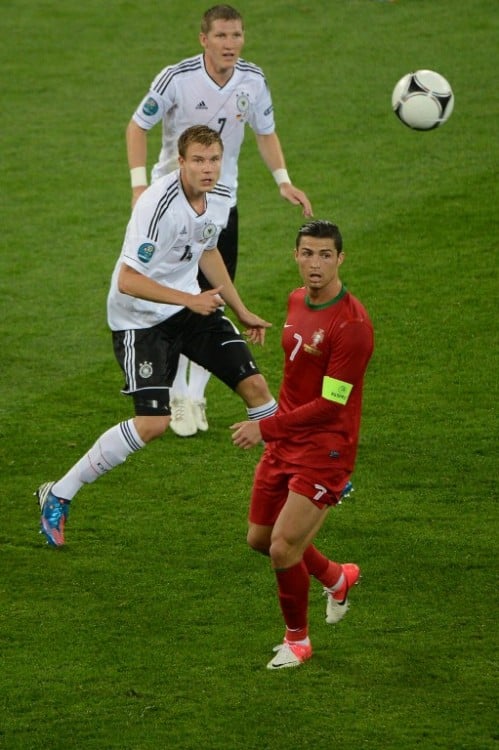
[112,307,260,407]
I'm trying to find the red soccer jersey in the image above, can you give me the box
[259,286,374,470]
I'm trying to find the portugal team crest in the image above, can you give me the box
[304,328,325,356]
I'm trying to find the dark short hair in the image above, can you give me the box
[201,5,243,34]
[177,125,224,158]
[295,220,343,253]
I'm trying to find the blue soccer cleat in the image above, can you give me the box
[36,481,70,547]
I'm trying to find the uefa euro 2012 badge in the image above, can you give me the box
[142,96,159,116]
[137,243,155,263]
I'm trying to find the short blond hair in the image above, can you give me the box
[201,5,243,34]
[177,125,224,158]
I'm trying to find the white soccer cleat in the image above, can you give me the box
[191,398,209,432]
[325,563,361,624]
[169,396,197,437]
[266,640,312,670]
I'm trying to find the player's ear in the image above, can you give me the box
[337,251,345,265]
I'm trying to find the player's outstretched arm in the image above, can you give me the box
[199,249,272,344]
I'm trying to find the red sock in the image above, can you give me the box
[303,545,343,588]
[274,561,309,642]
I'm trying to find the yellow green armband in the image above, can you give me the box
[322,376,353,405]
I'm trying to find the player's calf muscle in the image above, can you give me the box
[236,375,272,406]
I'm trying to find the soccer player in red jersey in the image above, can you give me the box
[231,220,374,669]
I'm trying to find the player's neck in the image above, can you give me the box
[180,176,207,215]
[307,279,343,305]
[186,191,207,215]
[203,54,235,86]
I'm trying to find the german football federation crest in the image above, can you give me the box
[236,92,250,121]
[304,328,325,356]
[139,361,153,379]
[202,221,217,241]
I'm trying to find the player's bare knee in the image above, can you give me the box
[269,536,299,570]
[247,524,271,555]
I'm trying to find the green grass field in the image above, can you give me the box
[1,0,498,748]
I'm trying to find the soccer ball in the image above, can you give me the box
[391,69,454,130]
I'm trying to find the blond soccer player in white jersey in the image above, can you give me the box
[35,126,277,549]
[126,4,313,437]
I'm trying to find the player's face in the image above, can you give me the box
[178,142,223,194]
[200,19,244,75]
[295,237,344,300]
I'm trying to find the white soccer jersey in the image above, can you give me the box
[107,170,231,331]
[132,54,276,205]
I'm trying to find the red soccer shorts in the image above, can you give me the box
[249,449,351,526]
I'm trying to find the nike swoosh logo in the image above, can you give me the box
[284,324,293,328]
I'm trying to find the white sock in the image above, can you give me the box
[246,399,278,421]
[171,355,190,399]
[52,420,145,501]
[188,361,211,401]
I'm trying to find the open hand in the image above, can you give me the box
[230,420,263,449]
[279,183,313,217]
[238,311,272,346]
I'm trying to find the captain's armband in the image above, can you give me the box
[322,376,353,405]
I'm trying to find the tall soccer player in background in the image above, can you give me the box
[126,4,312,437]
[231,220,374,669]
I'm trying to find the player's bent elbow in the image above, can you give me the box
[117,264,136,295]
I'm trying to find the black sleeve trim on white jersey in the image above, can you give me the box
[147,182,179,242]
[235,59,266,79]
[211,182,232,199]
[153,57,203,96]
